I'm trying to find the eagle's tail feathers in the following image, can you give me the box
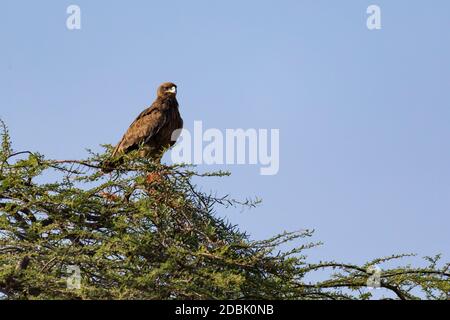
[100,156,124,174]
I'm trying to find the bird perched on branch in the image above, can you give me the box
[102,82,183,173]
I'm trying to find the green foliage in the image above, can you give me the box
[0,121,448,300]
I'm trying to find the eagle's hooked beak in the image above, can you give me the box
[167,86,177,94]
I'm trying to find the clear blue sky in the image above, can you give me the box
[1,0,449,269]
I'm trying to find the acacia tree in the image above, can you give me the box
[0,121,448,300]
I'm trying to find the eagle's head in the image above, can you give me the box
[158,82,177,98]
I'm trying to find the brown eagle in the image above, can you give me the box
[102,82,183,172]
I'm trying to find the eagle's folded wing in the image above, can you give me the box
[112,107,166,156]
